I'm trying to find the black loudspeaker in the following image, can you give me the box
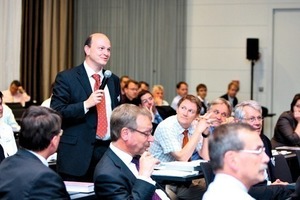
[246,38,259,60]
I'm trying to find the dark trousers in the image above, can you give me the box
[60,140,110,182]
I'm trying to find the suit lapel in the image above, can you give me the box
[75,64,93,97]
[106,148,136,182]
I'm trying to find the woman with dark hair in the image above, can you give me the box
[271,93,300,148]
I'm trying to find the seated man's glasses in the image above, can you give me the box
[243,116,263,123]
[128,128,152,137]
[239,147,265,155]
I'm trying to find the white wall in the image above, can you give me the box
[0,0,22,91]
[186,0,300,138]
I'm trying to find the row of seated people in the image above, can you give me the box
[1,93,298,199]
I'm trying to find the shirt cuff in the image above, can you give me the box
[137,175,156,186]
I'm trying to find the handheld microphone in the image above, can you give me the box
[99,70,112,90]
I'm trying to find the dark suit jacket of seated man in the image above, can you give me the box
[93,104,169,199]
[0,106,70,199]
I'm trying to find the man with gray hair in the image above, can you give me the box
[94,104,169,199]
[234,100,292,199]
[203,123,269,200]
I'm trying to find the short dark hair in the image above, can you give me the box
[19,106,62,151]
[176,81,188,89]
[196,83,207,92]
[291,93,300,112]
[10,80,22,87]
[124,79,139,88]
[138,81,149,88]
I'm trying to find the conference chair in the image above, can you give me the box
[201,161,215,190]
[273,154,293,183]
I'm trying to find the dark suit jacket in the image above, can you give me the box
[51,64,121,176]
[220,94,238,108]
[272,111,300,148]
[0,144,4,163]
[156,106,176,120]
[0,149,69,200]
[94,148,156,200]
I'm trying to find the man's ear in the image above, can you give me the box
[120,127,130,141]
[84,45,90,56]
[223,150,239,172]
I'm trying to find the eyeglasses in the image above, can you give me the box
[179,106,196,115]
[128,128,152,137]
[243,116,263,123]
[239,147,265,155]
[212,109,228,118]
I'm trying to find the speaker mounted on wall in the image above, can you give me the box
[246,38,259,61]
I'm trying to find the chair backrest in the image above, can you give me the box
[273,154,293,183]
[5,102,26,123]
[201,161,215,189]
[295,150,300,168]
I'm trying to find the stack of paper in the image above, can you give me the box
[155,159,206,172]
[64,181,94,193]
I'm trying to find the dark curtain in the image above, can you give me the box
[20,0,43,105]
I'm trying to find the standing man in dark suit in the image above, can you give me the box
[0,106,70,199]
[51,33,121,182]
[220,81,239,108]
[94,104,169,199]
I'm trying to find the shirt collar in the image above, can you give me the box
[27,150,49,167]
[110,143,133,166]
[83,61,104,78]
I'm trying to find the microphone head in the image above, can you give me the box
[104,70,112,78]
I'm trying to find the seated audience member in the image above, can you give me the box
[205,98,233,135]
[150,94,212,200]
[120,75,130,95]
[220,81,239,108]
[152,84,169,106]
[93,104,169,199]
[2,80,31,107]
[0,106,69,199]
[121,79,140,105]
[235,100,292,199]
[1,104,20,132]
[171,81,188,110]
[271,93,300,148]
[138,81,149,93]
[137,90,176,133]
[196,83,209,115]
[0,92,18,158]
[203,123,270,200]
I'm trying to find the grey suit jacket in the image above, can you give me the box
[0,149,70,200]
[51,64,121,176]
